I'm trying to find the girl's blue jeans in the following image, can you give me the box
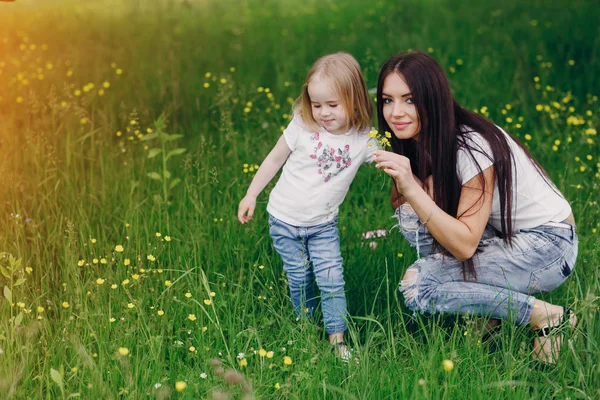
[396,203,578,325]
[269,214,347,334]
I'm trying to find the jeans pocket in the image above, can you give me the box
[528,256,572,293]
[268,215,279,228]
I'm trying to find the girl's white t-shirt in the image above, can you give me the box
[267,116,377,226]
[456,127,571,231]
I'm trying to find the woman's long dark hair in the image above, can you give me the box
[377,52,550,278]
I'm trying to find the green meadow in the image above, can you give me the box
[0,0,599,398]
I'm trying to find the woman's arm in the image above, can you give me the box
[391,175,433,209]
[375,150,494,261]
[237,135,292,224]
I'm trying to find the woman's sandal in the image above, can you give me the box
[532,308,577,365]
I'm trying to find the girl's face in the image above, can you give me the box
[381,73,420,141]
[307,74,349,135]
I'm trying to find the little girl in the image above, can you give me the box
[237,52,376,360]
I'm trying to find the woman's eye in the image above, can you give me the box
[330,104,338,108]
[406,98,414,104]
[313,104,321,108]
[383,98,392,105]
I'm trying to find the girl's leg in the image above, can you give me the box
[400,223,578,326]
[269,215,317,318]
[306,217,348,338]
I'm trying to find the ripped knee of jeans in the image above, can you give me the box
[400,267,419,302]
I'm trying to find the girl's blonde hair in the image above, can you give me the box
[293,52,373,132]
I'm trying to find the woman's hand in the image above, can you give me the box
[373,150,419,197]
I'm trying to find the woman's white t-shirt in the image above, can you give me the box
[267,116,377,226]
[456,127,571,231]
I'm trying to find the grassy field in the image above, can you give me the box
[1,0,599,398]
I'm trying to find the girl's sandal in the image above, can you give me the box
[331,341,352,363]
[532,308,577,365]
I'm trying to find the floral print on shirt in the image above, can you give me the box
[309,132,352,182]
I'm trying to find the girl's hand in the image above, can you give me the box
[373,150,418,196]
[238,195,257,224]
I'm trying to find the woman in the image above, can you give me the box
[372,52,578,364]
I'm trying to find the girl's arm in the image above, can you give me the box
[374,150,493,261]
[237,135,292,224]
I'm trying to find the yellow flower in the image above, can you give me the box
[259,349,267,357]
[116,68,123,75]
[203,299,212,305]
[164,280,172,287]
[118,347,130,356]
[188,314,196,321]
[71,367,78,373]
[524,134,532,141]
[283,356,292,365]
[92,258,99,264]
[155,232,161,237]
[127,303,135,309]
[189,346,196,352]
[209,291,216,297]
[266,351,274,358]
[110,317,116,323]
[175,381,187,392]
[115,245,124,252]
[239,358,248,367]
[62,302,70,309]
[258,265,265,270]
[100,258,107,264]
[103,81,110,88]
[586,128,597,135]
[77,259,85,267]
[164,236,171,242]
[96,278,105,285]
[121,279,130,286]
[442,359,454,372]
[275,383,281,390]
[37,306,45,313]
[111,284,117,289]
[147,254,156,262]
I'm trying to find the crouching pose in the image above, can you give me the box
[373,52,578,364]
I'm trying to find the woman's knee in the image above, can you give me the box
[400,267,419,303]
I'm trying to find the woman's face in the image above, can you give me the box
[381,73,420,141]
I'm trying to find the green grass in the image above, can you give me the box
[0,0,599,398]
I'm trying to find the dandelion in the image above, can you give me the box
[62,302,70,309]
[442,359,454,371]
[157,310,164,316]
[115,245,124,252]
[203,82,210,88]
[283,356,292,365]
[175,381,187,392]
[124,258,130,266]
[187,314,196,321]
[118,347,129,356]
[37,306,44,313]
